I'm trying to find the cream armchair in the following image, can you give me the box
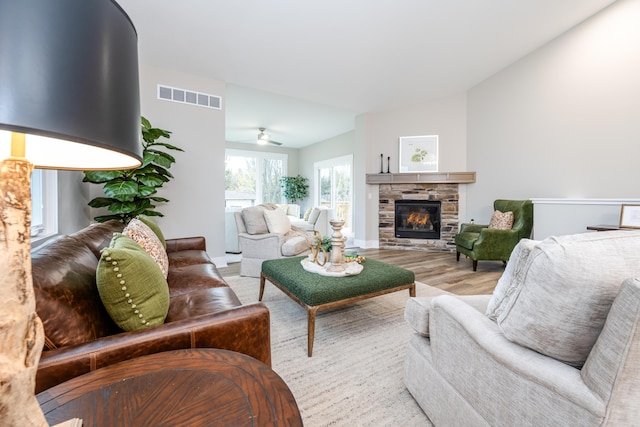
[405,231,640,426]
[234,204,312,277]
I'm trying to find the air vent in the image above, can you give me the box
[157,85,222,110]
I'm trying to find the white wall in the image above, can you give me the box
[57,170,91,235]
[532,198,640,239]
[466,0,640,234]
[137,65,227,264]
[358,93,468,246]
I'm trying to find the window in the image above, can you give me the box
[225,149,287,208]
[314,155,353,236]
[30,168,58,241]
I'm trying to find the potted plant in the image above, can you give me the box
[82,116,184,223]
[280,175,309,203]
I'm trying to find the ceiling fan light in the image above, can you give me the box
[257,137,268,145]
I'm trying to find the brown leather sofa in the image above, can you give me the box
[32,220,270,393]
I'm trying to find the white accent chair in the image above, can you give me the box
[234,204,312,277]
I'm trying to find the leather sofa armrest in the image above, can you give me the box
[165,236,206,253]
[36,303,270,393]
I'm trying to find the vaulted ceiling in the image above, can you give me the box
[118,0,616,148]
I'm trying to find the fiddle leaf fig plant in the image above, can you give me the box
[83,116,184,223]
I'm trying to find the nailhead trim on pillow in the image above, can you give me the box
[103,251,154,327]
[96,234,169,332]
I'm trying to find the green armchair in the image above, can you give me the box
[455,199,533,271]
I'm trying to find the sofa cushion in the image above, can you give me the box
[241,206,269,234]
[486,238,539,320]
[167,263,229,296]
[281,235,310,256]
[406,294,490,337]
[167,287,242,322]
[32,235,119,349]
[264,208,292,235]
[308,207,321,225]
[69,220,124,258]
[168,250,214,268]
[97,234,170,332]
[303,207,312,221]
[488,210,514,230]
[137,214,166,249]
[496,230,640,367]
[124,218,169,278]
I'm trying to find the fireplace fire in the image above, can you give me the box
[395,200,441,239]
[407,211,430,229]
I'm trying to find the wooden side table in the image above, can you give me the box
[37,349,302,426]
[586,224,635,231]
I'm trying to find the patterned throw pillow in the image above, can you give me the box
[137,215,166,249]
[123,218,169,278]
[488,210,514,230]
[96,234,169,331]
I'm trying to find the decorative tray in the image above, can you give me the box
[300,257,363,277]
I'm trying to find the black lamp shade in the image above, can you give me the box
[0,0,142,169]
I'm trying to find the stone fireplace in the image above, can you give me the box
[367,172,475,252]
[378,183,458,251]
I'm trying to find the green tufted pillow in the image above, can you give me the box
[96,233,170,331]
[137,215,166,249]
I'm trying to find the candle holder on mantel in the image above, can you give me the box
[326,219,346,273]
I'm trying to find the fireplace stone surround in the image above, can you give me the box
[378,183,459,252]
[366,172,475,252]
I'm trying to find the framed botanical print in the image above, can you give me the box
[399,135,438,172]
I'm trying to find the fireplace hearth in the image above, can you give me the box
[395,200,441,239]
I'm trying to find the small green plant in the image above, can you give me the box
[280,175,309,203]
[82,116,184,223]
[314,235,332,252]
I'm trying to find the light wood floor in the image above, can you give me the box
[218,248,505,295]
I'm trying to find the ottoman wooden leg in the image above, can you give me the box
[410,283,416,297]
[259,273,266,301]
[308,307,318,357]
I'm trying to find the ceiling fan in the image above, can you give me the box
[256,127,282,146]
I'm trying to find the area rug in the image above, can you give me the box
[225,275,447,426]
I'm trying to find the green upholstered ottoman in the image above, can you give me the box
[260,256,415,356]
